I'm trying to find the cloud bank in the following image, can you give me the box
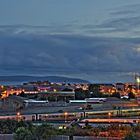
[0,25,140,82]
[1,3,140,82]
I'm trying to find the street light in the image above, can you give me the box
[108,112,112,124]
[108,112,111,119]
[136,77,140,92]
[17,112,20,116]
[64,112,68,123]
[16,112,21,122]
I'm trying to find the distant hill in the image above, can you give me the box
[0,76,89,83]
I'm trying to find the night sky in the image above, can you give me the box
[0,0,140,82]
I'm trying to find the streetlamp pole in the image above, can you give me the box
[64,112,68,123]
[16,112,21,122]
[108,112,111,119]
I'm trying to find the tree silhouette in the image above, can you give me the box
[128,92,135,99]
[14,127,33,140]
[112,92,121,98]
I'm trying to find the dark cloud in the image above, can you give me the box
[97,16,140,33]
[0,25,140,82]
[109,4,140,16]
[93,4,140,35]
[110,10,137,16]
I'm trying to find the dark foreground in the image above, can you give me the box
[0,119,139,140]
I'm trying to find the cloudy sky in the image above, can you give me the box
[0,0,140,82]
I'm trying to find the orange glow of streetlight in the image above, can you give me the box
[53,89,57,92]
[64,112,68,123]
[17,112,20,116]
[64,112,68,116]
[108,112,112,119]
[16,112,22,122]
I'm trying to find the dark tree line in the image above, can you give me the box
[0,119,139,140]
